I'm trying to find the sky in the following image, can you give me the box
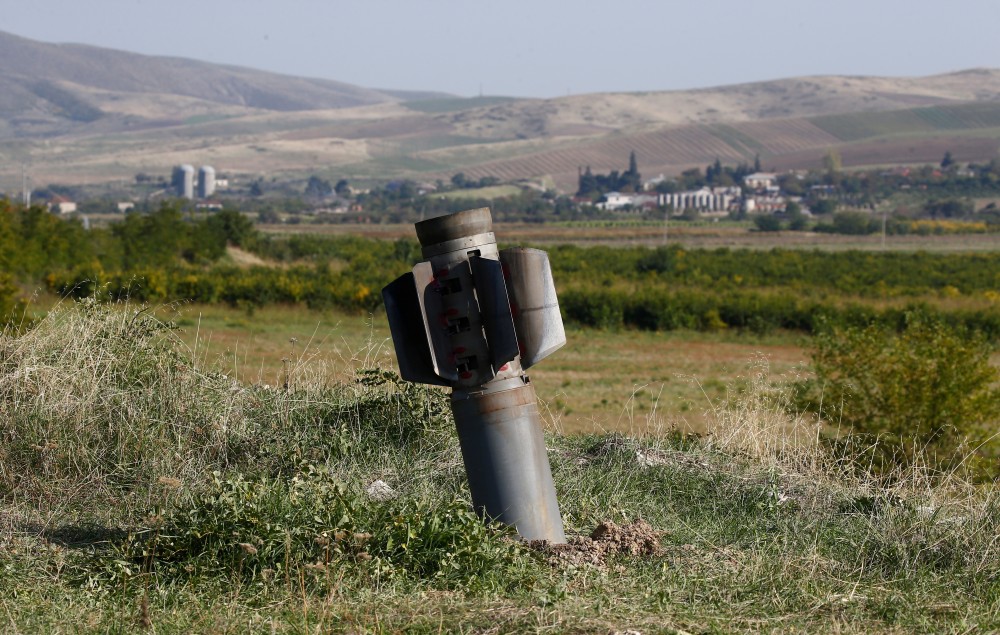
[4,0,1000,99]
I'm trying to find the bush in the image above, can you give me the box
[0,272,26,327]
[800,313,1000,475]
[753,215,783,232]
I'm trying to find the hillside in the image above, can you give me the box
[0,29,445,138]
[1,29,1000,191]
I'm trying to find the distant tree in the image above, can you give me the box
[940,151,955,169]
[398,180,417,199]
[822,149,842,184]
[257,210,280,224]
[451,172,470,189]
[754,153,762,172]
[305,175,332,198]
[577,166,598,197]
[706,158,723,184]
[679,168,705,190]
[204,209,257,248]
[831,211,876,235]
[334,179,350,196]
[810,198,838,215]
[249,180,263,197]
[778,174,804,196]
[923,198,972,219]
[785,201,808,230]
[624,151,642,191]
[753,214,783,232]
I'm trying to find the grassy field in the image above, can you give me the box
[158,303,810,435]
[261,221,1000,252]
[2,302,997,633]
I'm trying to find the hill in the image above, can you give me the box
[1,29,999,191]
[0,29,446,138]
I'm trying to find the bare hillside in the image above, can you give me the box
[0,30,447,138]
[434,70,1000,140]
[2,28,999,190]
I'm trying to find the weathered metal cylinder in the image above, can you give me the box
[451,380,565,543]
[411,209,566,543]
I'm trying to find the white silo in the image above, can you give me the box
[198,166,216,199]
[173,164,195,199]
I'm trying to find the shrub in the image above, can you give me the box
[800,313,1000,475]
[753,214,783,232]
[0,272,26,327]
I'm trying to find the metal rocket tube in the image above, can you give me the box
[383,207,567,543]
[451,379,565,542]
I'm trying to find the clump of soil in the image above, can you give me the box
[534,520,661,567]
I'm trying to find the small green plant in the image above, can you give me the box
[799,313,1000,475]
[93,465,535,593]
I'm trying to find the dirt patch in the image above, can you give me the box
[225,246,269,268]
[534,520,661,568]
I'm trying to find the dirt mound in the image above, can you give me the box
[536,520,661,567]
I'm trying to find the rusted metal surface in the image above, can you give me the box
[382,207,567,543]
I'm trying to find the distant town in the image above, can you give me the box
[6,149,1000,236]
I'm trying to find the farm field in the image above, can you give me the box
[262,221,1000,252]
[161,303,810,435]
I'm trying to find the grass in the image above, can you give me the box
[156,302,810,435]
[1,301,998,633]
[261,221,1000,253]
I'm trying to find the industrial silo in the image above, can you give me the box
[198,166,216,199]
[172,164,195,199]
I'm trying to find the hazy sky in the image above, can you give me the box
[5,0,1000,98]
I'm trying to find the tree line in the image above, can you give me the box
[2,201,998,342]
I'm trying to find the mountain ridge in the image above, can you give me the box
[2,29,999,190]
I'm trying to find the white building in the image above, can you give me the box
[49,196,77,214]
[743,172,778,190]
[659,186,740,213]
[595,191,634,211]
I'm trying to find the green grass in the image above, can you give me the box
[153,302,807,435]
[810,102,1000,142]
[1,301,998,633]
